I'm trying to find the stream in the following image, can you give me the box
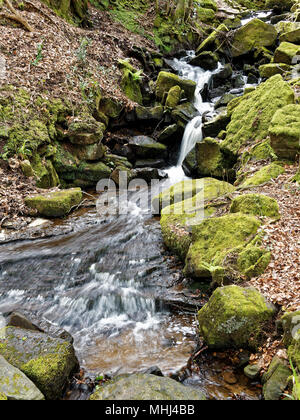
[0,13,272,399]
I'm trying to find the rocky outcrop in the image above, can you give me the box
[90,373,206,400]
[197,285,276,349]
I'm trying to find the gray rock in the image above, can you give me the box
[244,363,261,380]
[0,355,45,400]
[90,373,206,400]
[262,356,291,400]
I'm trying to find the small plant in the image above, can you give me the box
[18,139,32,159]
[76,37,91,66]
[283,359,300,400]
[32,41,44,66]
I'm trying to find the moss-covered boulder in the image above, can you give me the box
[25,188,82,218]
[120,68,143,105]
[128,136,167,159]
[75,161,112,183]
[159,178,235,260]
[222,75,295,157]
[262,356,291,400]
[196,23,229,54]
[90,373,206,400]
[189,51,219,70]
[156,72,196,102]
[196,137,231,178]
[98,97,123,119]
[171,102,199,128]
[31,154,60,189]
[184,213,262,280]
[197,285,276,349]
[274,42,300,64]
[281,310,300,347]
[231,19,278,57]
[0,327,78,400]
[165,86,182,108]
[280,28,300,44]
[239,163,285,187]
[0,355,45,400]
[266,0,294,12]
[196,6,216,22]
[259,63,291,78]
[230,194,280,218]
[68,142,105,161]
[135,105,164,121]
[67,115,105,145]
[269,104,300,159]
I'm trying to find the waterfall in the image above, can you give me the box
[165,54,222,171]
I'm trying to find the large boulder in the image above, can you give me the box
[274,41,300,64]
[238,163,285,187]
[196,137,232,179]
[67,115,105,145]
[197,285,276,349]
[259,63,291,78]
[222,75,295,156]
[0,327,78,400]
[269,104,300,159]
[0,355,45,400]
[128,136,167,159]
[155,71,196,102]
[280,28,300,44]
[184,212,267,281]
[231,19,278,57]
[90,373,206,400]
[25,188,82,218]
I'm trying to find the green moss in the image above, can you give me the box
[196,137,228,178]
[31,154,60,188]
[98,97,123,119]
[196,6,216,22]
[120,68,143,105]
[262,356,291,400]
[156,71,196,102]
[198,0,217,11]
[231,19,278,57]
[274,42,300,64]
[197,285,276,349]
[196,23,228,54]
[230,193,280,218]
[184,212,261,279]
[269,104,300,159]
[41,0,89,26]
[223,75,295,157]
[240,138,278,167]
[165,85,182,108]
[25,188,82,218]
[237,246,271,279]
[259,63,291,78]
[281,310,300,347]
[0,392,7,400]
[240,163,285,187]
[280,28,300,44]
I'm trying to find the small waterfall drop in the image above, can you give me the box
[165,53,222,176]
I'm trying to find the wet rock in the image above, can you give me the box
[247,73,258,84]
[134,159,166,169]
[0,355,45,400]
[244,364,261,380]
[6,312,42,333]
[197,285,276,350]
[0,326,78,400]
[222,370,238,385]
[202,112,230,138]
[156,71,196,102]
[25,188,82,218]
[89,373,206,400]
[133,167,167,183]
[143,366,164,377]
[171,102,199,127]
[157,124,183,144]
[128,136,167,159]
[165,86,183,108]
[189,51,219,70]
[231,19,278,57]
[215,93,236,109]
[211,64,233,88]
[269,104,300,159]
[135,105,164,121]
[280,27,300,44]
[262,356,291,400]
[266,0,294,13]
[196,137,229,178]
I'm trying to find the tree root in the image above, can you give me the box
[0,0,33,32]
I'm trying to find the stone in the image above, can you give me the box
[171,102,199,127]
[0,327,78,400]
[215,93,236,109]
[89,373,206,400]
[136,105,164,121]
[128,136,167,159]
[155,71,196,102]
[269,104,300,159]
[135,159,165,169]
[262,356,291,400]
[280,28,300,44]
[69,142,105,161]
[67,116,105,145]
[266,0,294,12]
[211,64,233,88]
[120,68,143,105]
[133,167,167,184]
[244,364,261,380]
[197,285,276,349]
[259,63,291,78]
[239,163,285,187]
[222,75,295,156]
[274,42,300,64]
[25,188,82,218]
[281,310,300,347]
[231,19,278,57]
[0,355,45,400]
[202,112,230,138]
[165,86,182,108]
[98,97,123,119]
[157,124,182,143]
[76,161,112,183]
[196,24,229,54]
[189,51,219,70]
[230,194,280,219]
[196,137,229,178]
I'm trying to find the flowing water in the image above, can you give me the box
[0,48,263,399]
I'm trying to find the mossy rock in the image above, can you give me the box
[231,19,278,57]
[274,42,300,64]
[259,63,291,78]
[262,356,291,400]
[222,75,295,157]
[184,212,262,280]
[67,115,105,145]
[156,71,196,102]
[0,327,78,400]
[199,0,218,11]
[239,163,285,187]
[230,193,280,218]
[135,105,164,121]
[159,178,235,261]
[189,51,219,70]
[288,339,300,371]
[269,104,300,159]
[0,392,7,400]
[197,285,276,349]
[128,136,167,159]
[196,137,231,179]
[25,188,82,218]
[280,27,300,44]
[98,97,123,119]
[120,69,143,105]
[31,154,60,189]
[281,310,300,347]
[171,102,199,128]
[165,85,182,108]
[68,142,105,161]
[0,355,45,400]
[196,6,216,23]
[275,21,300,34]
[90,373,206,400]
[52,142,79,175]
[237,245,271,279]
[41,0,89,25]
[239,138,278,168]
[196,24,229,54]
[76,161,112,182]
[266,0,294,12]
